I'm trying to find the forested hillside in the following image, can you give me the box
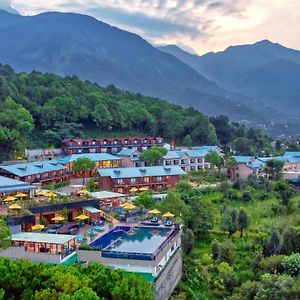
[0,64,271,160]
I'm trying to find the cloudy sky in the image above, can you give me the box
[2,0,300,54]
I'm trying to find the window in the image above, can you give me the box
[198,158,203,163]
[157,176,162,182]
[144,177,150,183]
[130,178,136,184]
[173,160,179,165]
[181,167,185,171]
[190,158,195,163]
[190,166,196,171]
[181,159,188,164]
[165,160,171,166]
[117,179,123,185]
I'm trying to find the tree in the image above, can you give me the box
[140,146,167,166]
[92,102,112,130]
[182,134,193,147]
[134,191,155,209]
[225,156,238,180]
[182,228,195,254]
[0,218,11,250]
[237,208,250,237]
[281,253,300,277]
[220,208,238,238]
[273,180,294,211]
[265,159,284,180]
[72,157,96,185]
[265,228,281,256]
[205,150,222,172]
[231,137,254,155]
[281,227,298,255]
[211,240,220,260]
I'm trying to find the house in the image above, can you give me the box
[98,166,186,194]
[59,153,122,179]
[162,146,223,172]
[233,156,265,180]
[61,137,164,155]
[0,161,68,187]
[90,191,127,210]
[116,149,143,167]
[0,176,36,198]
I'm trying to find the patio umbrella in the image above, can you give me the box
[149,209,161,215]
[129,187,139,193]
[3,196,16,202]
[45,192,57,198]
[163,212,174,218]
[32,224,45,231]
[35,191,47,196]
[15,193,27,198]
[75,214,89,220]
[78,189,90,195]
[124,203,136,210]
[8,203,22,210]
[51,216,65,221]
[139,187,149,191]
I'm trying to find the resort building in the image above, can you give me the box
[0,232,77,265]
[90,191,127,210]
[162,146,223,172]
[59,153,122,179]
[0,160,68,187]
[97,166,186,194]
[116,148,144,167]
[77,225,182,300]
[233,156,265,180]
[0,176,36,198]
[61,137,164,155]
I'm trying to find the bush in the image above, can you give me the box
[260,255,285,274]
[282,253,300,276]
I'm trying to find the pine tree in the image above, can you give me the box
[238,208,250,237]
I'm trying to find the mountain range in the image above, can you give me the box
[0,9,300,136]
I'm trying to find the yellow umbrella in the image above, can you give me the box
[3,196,16,202]
[32,224,45,231]
[129,187,139,193]
[139,187,149,191]
[121,202,129,207]
[51,216,65,221]
[78,189,90,195]
[9,203,22,210]
[15,193,27,198]
[75,214,89,220]
[124,203,136,210]
[163,212,174,218]
[35,191,47,196]
[45,192,57,198]
[149,209,161,215]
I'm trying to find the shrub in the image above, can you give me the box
[282,253,300,276]
[260,255,285,274]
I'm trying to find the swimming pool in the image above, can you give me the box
[104,227,172,254]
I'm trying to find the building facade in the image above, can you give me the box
[0,176,36,198]
[62,137,164,155]
[0,161,68,187]
[98,166,186,194]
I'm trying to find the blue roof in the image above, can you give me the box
[98,166,186,179]
[59,153,121,164]
[185,149,209,158]
[0,176,36,193]
[163,151,183,159]
[233,156,254,164]
[247,160,265,169]
[284,152,300,158]
[0,160,66,177]
[163,147,222,160]
[117,149,139,156]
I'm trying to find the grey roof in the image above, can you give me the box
[90,191,126,199]
[11,232,75,244]
[0,160,66,177]
[163,146,222,160]
[98,166,186,179]
[82,206,100,213]
[117,149,139,156]
[0,176,36,193]
[59,153,121,164]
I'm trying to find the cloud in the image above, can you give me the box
[8,0,300,54]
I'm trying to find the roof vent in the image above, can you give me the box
[113,169,121,173]
[164,166,171,171]
[18,166,27,171]
[34,164,44,168]
[49,162,58,166]
[139,168,146,172]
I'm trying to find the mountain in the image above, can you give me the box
[0,9,258,122]
[159,41,300,122]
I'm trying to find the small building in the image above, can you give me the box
[233,156,266,180]
[0,161,68,187]
[59,153,122,179]
[0,176,36,198]
[116,148,143,167]
[77,225,182,300]
[0,232,77,265]
[90,191,127,210]
[98,166,186,194]
[61,137,164,155]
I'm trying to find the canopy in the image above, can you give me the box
[163,212,174,218]
[148,209,161,215]
[32,224,45,231]
[75,214,89,220]
[51,216,65,221]
[129,187,139,192]
[78,189,90,195]
[9,203,22,210]
[15,193,28,198]
[139,187,149,191]
[3,196,16,202]
[124,203,136,210]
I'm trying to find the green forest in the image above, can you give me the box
[0,64,271,160]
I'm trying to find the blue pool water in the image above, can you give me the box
[104,227,172,254]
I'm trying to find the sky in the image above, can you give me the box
[1,0,300,55]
